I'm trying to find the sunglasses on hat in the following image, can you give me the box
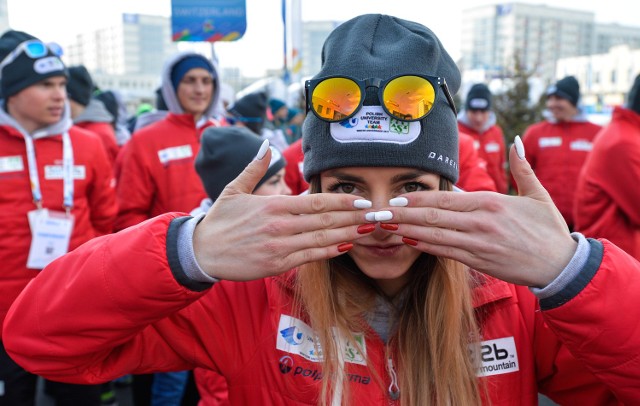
[305,74,457,123]
[0,40,63,74]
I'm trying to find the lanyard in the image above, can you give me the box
[23,132,74,212]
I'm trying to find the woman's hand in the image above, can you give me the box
[382,137,577,288]
[193,144,372,281]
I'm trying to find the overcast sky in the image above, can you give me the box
[6,0,638,77]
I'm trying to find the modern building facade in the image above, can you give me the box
[461,3,640,85]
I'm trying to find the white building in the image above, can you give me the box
[461,3,640,85]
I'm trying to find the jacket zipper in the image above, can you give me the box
[386,356,400,403]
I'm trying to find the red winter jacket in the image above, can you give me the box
[282,138,308,195]
[457,132,497,192]
[4,214,639,404]
[74,121,119,166]
[458,120,507,193]
[521,117,601,228]
[574,107,640,260]
[113,113,217,230]
[0,125,116,341]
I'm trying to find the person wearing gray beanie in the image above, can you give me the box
[6,14,636,406]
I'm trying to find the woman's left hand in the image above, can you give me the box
[380,141,577,288]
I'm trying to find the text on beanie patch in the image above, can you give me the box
[329,106,420,144]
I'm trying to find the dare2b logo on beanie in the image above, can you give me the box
[0,30,67,99]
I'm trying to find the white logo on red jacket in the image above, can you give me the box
[470,336,520,377]
[0,155,24,173]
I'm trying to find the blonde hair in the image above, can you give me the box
[295,177,482,406]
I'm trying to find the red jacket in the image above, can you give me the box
[458,121,507,193]
[4,214,638,404]
[0,125,116,340]
[113,113,217,230]
[457,132,497,192]
[74,121,119,166]
[574,107,640,260]
[282,138,308,195]
[521,118,601,227]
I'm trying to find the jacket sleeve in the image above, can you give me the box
[540,239,640,403]
[114,136,155,230]
[597,138,640,225]
[2,213,214,384]
[87,136,117,236]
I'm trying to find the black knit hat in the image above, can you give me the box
[465,83,491,111]
[627,73,640,115]
[302,14,461,183]
[195,126,286,201]
[0,30,67,98]
[227,91,267,135]
[547,76,580,106]
[66,65,93,106]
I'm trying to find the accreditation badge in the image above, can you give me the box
[26,209,74,270]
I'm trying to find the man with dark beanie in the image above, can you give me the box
[66,65,120,165]
[574,73,640,260]
[520,75,601,229]
[0,29,115,405]
[457,83,507,193]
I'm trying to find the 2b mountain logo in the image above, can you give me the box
[470,337,520,377]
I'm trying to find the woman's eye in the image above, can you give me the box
[402,182,428,193]
[328,182,356,194]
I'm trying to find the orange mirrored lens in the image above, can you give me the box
[311,78,361,121]
[382,76,436,120]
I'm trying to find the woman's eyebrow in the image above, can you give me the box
[325,171,365,183]
[390,171,428,184]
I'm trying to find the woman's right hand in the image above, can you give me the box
[192,144,372,281]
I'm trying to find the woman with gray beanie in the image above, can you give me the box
[4,15,639,406]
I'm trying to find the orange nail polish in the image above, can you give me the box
[337,243,353,252]
[402,237,418,246]
[357,224,376,234]
[380,223,399,231]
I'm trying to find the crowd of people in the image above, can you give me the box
[0,11,639,406]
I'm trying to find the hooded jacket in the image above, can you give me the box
[113,51,222,230]
[3,213,639,404]
[521,112,601,228]
[73,98,119,165]
[458,110,507,193]
[0,101,116,340]
[574,106,640,260]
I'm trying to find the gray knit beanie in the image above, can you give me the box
[302,14,461,183]
[195,126,286,201]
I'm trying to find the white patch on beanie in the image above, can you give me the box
[329,106,420,144]
[34,56,64,74]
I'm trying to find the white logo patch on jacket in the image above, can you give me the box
[538,137,562,148]
[0,155,24,173]
[570,140,593,151]
[470,337,520,377]
[276,314,366,365]
[44,165,86,180]
[157,145,193,164]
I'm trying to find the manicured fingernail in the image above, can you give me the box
[365,212,376,222]
[402,237,418,246]
[380,223,399,231]
[337,242,353,252]
[374,211,393,221]
[514,135,525,160]
[255,139,270,160]
[353,199,372,209]
[357,224,376,234]
[389,197,408,207]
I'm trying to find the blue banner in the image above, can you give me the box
[171,0,247,42]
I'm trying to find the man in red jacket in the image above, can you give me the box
[458,83,507,193]
[521,76,601,230]
[67,64,120,166]
[574,74,640,260]
[114,51,222,231]
[0,29,116,405]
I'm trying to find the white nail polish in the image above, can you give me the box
[365,212,376,222]
[374,210,393,221]
[389,197,408,207]
[353,199,372,209]
[514,135,525,160]
[254,139,270,160]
